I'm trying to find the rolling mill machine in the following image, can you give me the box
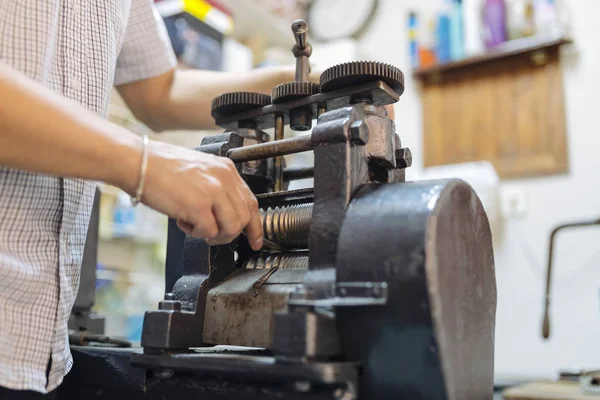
[81,19,498,400]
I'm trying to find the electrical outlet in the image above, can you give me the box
[500,187,527,219]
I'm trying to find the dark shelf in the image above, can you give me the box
[413,34,573,79]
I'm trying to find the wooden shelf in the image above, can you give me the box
[414,34,572,80]
[417,34,572,179]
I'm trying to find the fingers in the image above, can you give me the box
[245,210,262,250]
[174,155,263,250]
[206,198,242,246]
[228,188,250,229]
[176,220,194,235]
[177,210,218,239]
[243,193,262,250]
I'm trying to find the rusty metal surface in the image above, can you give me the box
[363,105,396,169]
[273,116,285,191]
[203,269,298,348]
[227,134,313,163]
[308,105,369,271]
[335,180,496,400]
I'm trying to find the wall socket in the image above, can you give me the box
[500,187,528,219]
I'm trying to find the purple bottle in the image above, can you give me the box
[482,0,507,48]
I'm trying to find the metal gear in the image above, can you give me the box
[211,91,272,119]
[271,82,320,103]
[319,61,404,95]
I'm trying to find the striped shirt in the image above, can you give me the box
[0,0,176,393]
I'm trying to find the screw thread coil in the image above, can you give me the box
[244,253,309,269]
[260,203,312,249]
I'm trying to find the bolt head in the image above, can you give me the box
[350,120,369,145]
[395,147,413,169]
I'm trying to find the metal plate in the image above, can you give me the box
[203,269,300,348]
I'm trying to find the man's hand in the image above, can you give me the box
[133,141,263,250]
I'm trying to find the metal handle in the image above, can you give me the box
[291,19,311,82]
[542,218,600,339]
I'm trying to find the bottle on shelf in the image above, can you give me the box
[419,14,438,67]
[449,0,465,61]
[464,0,485,55]
[506,0,536,40]
[534,0,562,37]
[482,0,508,48]
[408,11,420,68]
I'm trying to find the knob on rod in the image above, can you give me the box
[291,19,311,82]
[292,19,308,50]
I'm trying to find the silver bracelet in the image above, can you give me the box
[130,134,149,207]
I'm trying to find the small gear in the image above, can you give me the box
[271,82,320,103]
[211,92,272,119]
[319,61,404,95]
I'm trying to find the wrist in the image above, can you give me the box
[106,131,145,196]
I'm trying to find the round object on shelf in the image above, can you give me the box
[307,0,378,42]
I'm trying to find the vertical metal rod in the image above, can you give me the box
[317,105,326,117]
[274,115,285,191]
[295,58,310,82]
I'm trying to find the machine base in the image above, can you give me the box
[57,346,357,400]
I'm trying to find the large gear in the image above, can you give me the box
[271,82,320,103]
[319,61,404,95]
[211,91,272,119]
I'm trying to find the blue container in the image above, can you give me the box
[436,14,452,63]
[450,0,465,60]
[408,12,419,68]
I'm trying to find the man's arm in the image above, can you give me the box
[117,66,295,131]
[0,63,263,250]
[116,66,395,132]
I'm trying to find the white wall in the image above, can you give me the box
[352,0,600,379]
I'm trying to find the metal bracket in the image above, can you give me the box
[288,282,388,307]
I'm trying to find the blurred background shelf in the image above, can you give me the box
[413,34,572,79]
[155,0,295,48]
[220,0,293,47]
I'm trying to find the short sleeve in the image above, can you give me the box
[114,0,178,86]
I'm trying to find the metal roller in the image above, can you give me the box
[260,203,313,249]
[244,252,309,269]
